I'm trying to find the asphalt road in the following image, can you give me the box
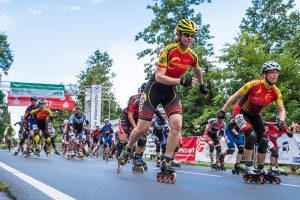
[0,150,299,200]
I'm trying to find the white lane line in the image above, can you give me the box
[0,162,75,200]
[281,183,300,188]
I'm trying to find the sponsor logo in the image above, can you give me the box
[282,141,289,153]
[139,93,147,112]
[170,57,180,62]
[255,87,262,94]
[235,114,247,130]
[292,157,300,163]
[265,94,272,100]
[196,136,206,153]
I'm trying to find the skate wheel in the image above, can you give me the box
[257,175,265,184]
[157,173,163,182]
[243,174,248,181]
[273,177,281,184]
[232,170,235,175]
[236,171,240,175]
[249,176,253,182]
[170,173,177,184]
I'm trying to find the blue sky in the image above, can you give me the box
[1,0,299,124]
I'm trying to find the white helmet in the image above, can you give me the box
[261,61,281,74]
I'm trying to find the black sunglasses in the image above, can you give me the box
[183,32,195,38]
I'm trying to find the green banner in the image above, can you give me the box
[10,82,65,98]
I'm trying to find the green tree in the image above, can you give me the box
[77,50,121,121]
[0,32,14,77]
[240,0,300,51]
[0,32,13,142]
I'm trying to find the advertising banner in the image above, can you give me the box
[7,92,74,110]
[10,82,65,99]
[175,137,197,162]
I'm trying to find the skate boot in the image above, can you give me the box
[211,162,222,170]
[132,156,145,173]
[24,148,31,158]
[117,146,131,173]
[13,150,19,156]
[219,154,225,169]
[139,156,148,171]
[171,160,181,167]
[157,157,177,184]
[259,167,281,184]
[46,149,51,158]
[34,149,41,158]
[232,163,244,175]
[242,164,265,184]
[270,166,287,176]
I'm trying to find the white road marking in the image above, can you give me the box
[281,183,300,188]
[0,162,75,200]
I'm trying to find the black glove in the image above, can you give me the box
[180,77,193,87]
[199,84,209,96]
[179,143,183,148]
[217,110,226,119]
[277,120,284,132]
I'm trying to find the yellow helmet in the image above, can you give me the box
[176,19,197,33]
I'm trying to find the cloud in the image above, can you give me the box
[28,4,80,16]
[295,0,300,10]
[92,0,104,5]
[59,5,81,11]
[0,13,14,30]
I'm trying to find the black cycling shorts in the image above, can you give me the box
[139,80,182,121]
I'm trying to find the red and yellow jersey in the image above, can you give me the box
[157,43,198,78]
[30,108,53,121]
[237,78,283,114]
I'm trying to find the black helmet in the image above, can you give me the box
[31,96,38,101]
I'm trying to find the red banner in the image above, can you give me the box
[7,92,75,110]
[175,137,197,162]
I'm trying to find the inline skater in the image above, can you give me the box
[13,116,29,155]
[48,123,61,155]
[218,61,286,184]
[67,106,89,159]
[118,19,209,183]
[116,83,151,173]
[60,119,69,157]
[101,119,114,161]
[25,99,54,157]
[201,117,226,170]
[218,118,245,174]
[265,116,293,175]
[91,125,101,157]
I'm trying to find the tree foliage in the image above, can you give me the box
[240,0,300,51]
[0,32,12,141]
[0,32,14,78]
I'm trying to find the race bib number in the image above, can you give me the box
[235,114,247,130]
